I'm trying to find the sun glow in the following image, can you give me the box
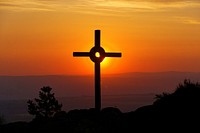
[101,57,109,68]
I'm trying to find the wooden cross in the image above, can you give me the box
[73,30,122,111]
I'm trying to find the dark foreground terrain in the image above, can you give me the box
[1,80,200,132]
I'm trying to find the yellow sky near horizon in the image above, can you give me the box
[0,0,200,75]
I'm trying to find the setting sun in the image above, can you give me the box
[95,52,100,58]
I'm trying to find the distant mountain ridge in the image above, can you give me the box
[1,72,200,100]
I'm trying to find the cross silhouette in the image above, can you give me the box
[73,30,122,111]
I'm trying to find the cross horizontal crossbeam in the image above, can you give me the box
[73,52,121,58]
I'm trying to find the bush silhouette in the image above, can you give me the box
[27,86,62,119]
[154,79,200,110]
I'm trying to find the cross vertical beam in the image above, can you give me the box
[95,30,100,47]
[94,30,101,111]
[95,62,101,111]
[73,30,121,111]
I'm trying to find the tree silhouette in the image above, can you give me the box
[27,86,62,119]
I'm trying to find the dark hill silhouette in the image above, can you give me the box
[124,79,200,132]
[0,79,200,132]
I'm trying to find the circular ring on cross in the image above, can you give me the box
[90,46,105,62]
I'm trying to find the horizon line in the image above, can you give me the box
[1,71,200,77]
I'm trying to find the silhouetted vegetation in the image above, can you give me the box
[1,80,200,132]
[27,86,62,120]
[154,79,200,109]
[125,79,200,132]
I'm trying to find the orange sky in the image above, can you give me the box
[0,0,200,75]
